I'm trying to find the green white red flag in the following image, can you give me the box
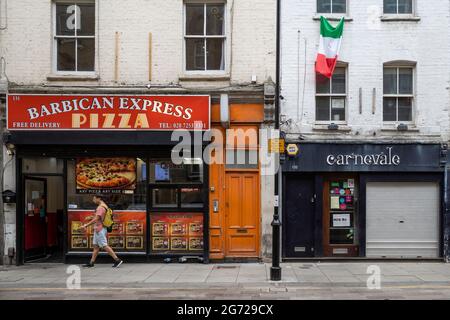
[315,16,345,78]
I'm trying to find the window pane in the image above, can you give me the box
[186,4,204,35]
[399,68,413,94]
[152,188,178,208]
[225,150,258,169]
[23,158,64,173]
[206,38,224,70]
[383,68,397,94]
[332,68,345,94]
[77,38,95,71]
[317,0,331,13]
[384,0,397,13]
[56,4,75,36]
[181,187,203,208]
[398,0,413,14]
[149,161,203,184]
[316,97,330,121]
[330,229,354,245]
[206,4,224,35]
[398,97,413,121]
[316,73,330,94]
[186,38,205,70]
[57,38,76,71]
[332,0,346,13]
[331,98,345,121]
[383,97,397,121]
[78,4,95,36]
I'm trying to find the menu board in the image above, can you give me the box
[75,157,137,194]
[68,210,146,252]
[151,213,204,252]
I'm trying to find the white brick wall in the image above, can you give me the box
[280,0,450,142]
[0,0,276,87]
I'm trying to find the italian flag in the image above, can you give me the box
[315,16,345,78]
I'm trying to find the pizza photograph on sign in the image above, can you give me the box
[76,157,137,194]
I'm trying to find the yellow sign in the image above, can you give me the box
[286,144,299,156]
[268,138,285,153]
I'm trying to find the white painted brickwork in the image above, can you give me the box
[0,0,276,87]
[280,0,450,142]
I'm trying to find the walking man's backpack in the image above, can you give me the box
[102,206,114,233]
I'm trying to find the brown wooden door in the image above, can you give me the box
[225,172,260,257]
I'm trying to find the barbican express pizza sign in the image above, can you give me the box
[7,94,210,131]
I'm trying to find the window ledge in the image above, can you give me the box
[179,74,230,82]
[46,74,100,81]
[380,15,421,22]
[312,124,351,132]
[313,15,353,22]
[381,125,420,132]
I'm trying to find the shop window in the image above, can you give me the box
[67,157,147,253]
[316,66,346,122]
[148,160,203,184]
[22,158,64,173]
[317,0,346,14]
[185,3,225,71]
[152,188,178,208]
[383,66,414,122]
[54,2,95,72]
[181,187,203,208]
[384,0,413,14]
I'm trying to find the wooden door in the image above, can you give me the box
[225,172,260,257]
[323,175,359,257]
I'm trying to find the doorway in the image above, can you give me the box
[322,175,359,257]
[224,172,260,257]
[283,175,316,258]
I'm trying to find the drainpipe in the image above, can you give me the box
[270,0,282,281]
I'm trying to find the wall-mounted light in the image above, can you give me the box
[328,123,339,130]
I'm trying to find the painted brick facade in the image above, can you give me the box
[280,0,450,142]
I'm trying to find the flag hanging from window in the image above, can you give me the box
[315,16,345,78]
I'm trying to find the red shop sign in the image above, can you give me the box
[7,94,210,131]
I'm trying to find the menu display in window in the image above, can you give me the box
[68,210,146,252]
[151,213,204,252]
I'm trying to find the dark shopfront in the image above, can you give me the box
[6,94,211,265]
[282,142,450,260]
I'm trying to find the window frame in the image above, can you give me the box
[52,0,97,75]
[383,0,414,15]
[316,0,348,15]
[183,1,227,75]
[382,65,415,124]
[315,65,348,124]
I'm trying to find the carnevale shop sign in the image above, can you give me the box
[326,147,401,166]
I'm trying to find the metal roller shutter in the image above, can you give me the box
[366,182,440,258]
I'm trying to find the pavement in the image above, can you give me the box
[1,262,450,299]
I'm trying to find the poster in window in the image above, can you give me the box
[332,213,351,227]
[68,210,146,252]
[155,164,170,182]
[151,213,204,253]
[171,237,188,250]
[189,237,204,251]
[152,237,170,250]
[75,157,137,194]
[126,236,144,249]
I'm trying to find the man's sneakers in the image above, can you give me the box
[83,262,94,268]
[112,259,123,268]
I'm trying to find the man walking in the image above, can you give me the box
[81,195,123,268]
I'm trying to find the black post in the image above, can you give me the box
[270,0,282,281]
